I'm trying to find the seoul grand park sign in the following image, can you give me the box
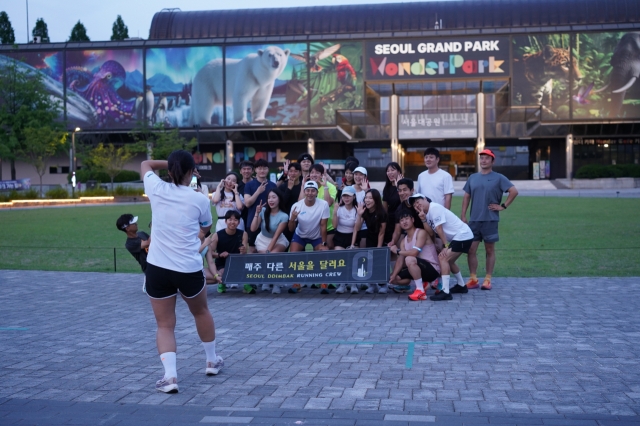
[365,36,510,80]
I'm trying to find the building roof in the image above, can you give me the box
[149,0,640,41]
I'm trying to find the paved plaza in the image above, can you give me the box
[0,270,639,425]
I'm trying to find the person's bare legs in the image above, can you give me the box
[484,242,496,276]
[182,289,215,342]
[150,296,178,353]
[467,241,480,276]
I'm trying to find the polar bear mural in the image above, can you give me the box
[190,46,290,126]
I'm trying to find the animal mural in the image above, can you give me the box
[65,51,147,129]
[307,42,364,125]
[513,36,581,119]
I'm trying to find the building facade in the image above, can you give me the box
[1,0,639,185]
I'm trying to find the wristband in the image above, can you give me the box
[412,246,422,252]
[501,203,507,209]
[422,219,428,223]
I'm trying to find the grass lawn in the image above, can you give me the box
[0,197,639,276]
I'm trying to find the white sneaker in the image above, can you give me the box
[155,377,178,393]
[365,283,377,294]
[261,284,270,292]
[272,285,281,294]
[336,284,346,294]
[350,284,359,294]
[206,356,224,376]
[378,284,388,294]
[228,284,238,289]
[142,276,147,294]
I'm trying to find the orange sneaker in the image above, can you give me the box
[466,278,479,289]
[320,284,329,294]
[408,289,427,301]
[430,279,439,289]
[481,279,492,290]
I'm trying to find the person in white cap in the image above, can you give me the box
[332,185,359,294]
[352,166,369,248]
[409,193,474,301]
[116,213,150,272]
[287,180,330,294]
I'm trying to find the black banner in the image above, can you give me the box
[222,248,390,285]
[365,36,510,81]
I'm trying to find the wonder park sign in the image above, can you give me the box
[365,37,510,80]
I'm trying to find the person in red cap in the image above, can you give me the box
[461,149,518,290]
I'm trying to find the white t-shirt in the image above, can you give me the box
[336,205,357,233]
[425,202,473,242]
[144,171,213,273]
[213,190,245,230]
[416,169,455,207]
[291,198,330,240]
[355,188,367,230]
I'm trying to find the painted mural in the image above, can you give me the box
[512,34,573,119]
[146,46,224,128]
[572,32,640,119]
[0,50,65,121]
[221,43,308,126]
[65,49,145,129]
[308,41,364,125]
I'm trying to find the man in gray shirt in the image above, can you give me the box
[461,149,518,290]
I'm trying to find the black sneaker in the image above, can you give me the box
[328,284,337,289]
[310,284,319,289]
[449,284,468,294]
[430,291,452,301]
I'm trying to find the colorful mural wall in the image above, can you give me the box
[309,41,364,125]
[223,43,308,126]
[146,46,223,127]
[65,49,145,129]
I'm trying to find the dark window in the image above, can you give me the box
[49,167,58,174]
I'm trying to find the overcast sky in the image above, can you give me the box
[1,0,430,44]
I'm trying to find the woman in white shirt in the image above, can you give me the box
[141,150,223,395]
[332,185,360,294]
[212,172,245,232]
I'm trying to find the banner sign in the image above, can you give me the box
[0,178,31,191]
[365,37,510,80]
[399,113,477,139]
[222,248,390,285]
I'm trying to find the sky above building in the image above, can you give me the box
[1,0,433,44]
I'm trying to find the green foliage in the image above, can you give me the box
[81,187,109,196]
[0,11,16,44]
[69,21,90,42]
[575,164,640,179]
[16,126,67,196]
[82,143,135,190]
[32,18,49,41]
[71,169,140,185]
[110,15,129,41]
[113,186,143,196]
[45,187,69,199]
[130,125,197,160]
[0,188,39,201]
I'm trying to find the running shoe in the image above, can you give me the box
[205,356,224,376]
[365,284,377,294]
[335,284,346,294]
[328,284,337,289]
[481,279,492,290]
[430,278,439,289]
[261,284,270,292]
[272,285,281,294]
[430,291,452,301]
[310,284,320,289]
[466,278,480,289]
[378,284,388,294]
[228,284,239,289]
[320,284,329,294]
[243,284,256,294]
[408,289,426,301]
[392,285,410,293]
[288,284,301,294]
[350,284,359,294]
[217,284,226,293]
[156,377,178,393]
[449,284,469,294]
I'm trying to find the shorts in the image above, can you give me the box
[333,231,354,248]
[469,221,499,243]
[450,238,474,253]
[398,258,440,283]
[255,232,290,252]
[247,229,260,246]
[291,232,323,248]
[357,229,367,242]
[145,263,206,299]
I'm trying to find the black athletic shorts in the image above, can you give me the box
[450,238,474,253]
[333,231,354,248]
[469,221,499,243]
[145,263,206,299]
[247,229,260,247]
[398,258,440,283]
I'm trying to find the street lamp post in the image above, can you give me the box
[70,127,81,197]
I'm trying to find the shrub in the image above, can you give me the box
[575,164,640,179]
[113,186,144,196]
[82,187,109,197]
[45,188,69,199]
[69,169,140,184]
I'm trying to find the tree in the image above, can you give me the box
[131,124,197,160]
[86,143,134,191]
[0,12,15,44]
[110,15,129,41]
[32,18,49,42]
[0,56,62,180]
[16,126,67,196]
[69,21,90,42]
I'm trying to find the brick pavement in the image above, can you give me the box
[0,270,639,425]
